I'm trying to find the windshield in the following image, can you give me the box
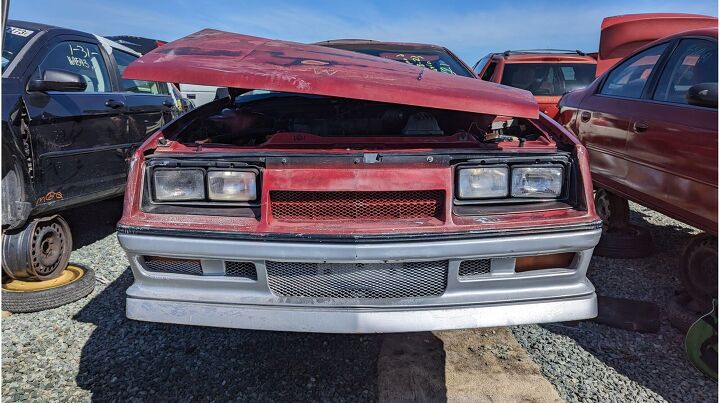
[324,44,474,78]
[2,26,38,73]
[500,63,596,96]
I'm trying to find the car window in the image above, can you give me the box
[114,50,163,94]
[600,43,669,99]
[473,56,489,75]
[3,26,38,73]
[36,41,111,92]
[500,63,595,95]
[480,62,497,81]
[652,38,717,106]
[323,44,475,77]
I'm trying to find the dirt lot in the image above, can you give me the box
[2,198,717,402]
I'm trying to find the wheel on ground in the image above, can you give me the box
[2,215,72,280]
[679,233,718,308]
[594,224,653,259]
[594,189,629,229]
[1,263,95,313]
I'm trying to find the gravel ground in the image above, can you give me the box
[2,199,717,401]
[513,203,716,403]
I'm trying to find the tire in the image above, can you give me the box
[1,263,95,313]
[679,233,718,307]
[594,224,654,259]
[594,189,629,229]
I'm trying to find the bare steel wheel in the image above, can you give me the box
[594,189,629,229]
[680,233,718,307]
[2,215,72,280]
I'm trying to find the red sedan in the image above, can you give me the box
[559,13,717,306]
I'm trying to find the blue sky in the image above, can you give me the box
[9,0,718,64]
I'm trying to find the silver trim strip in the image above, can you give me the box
[126,293,597,333]
[118,229,601,262]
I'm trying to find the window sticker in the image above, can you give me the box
[7,26,34,37]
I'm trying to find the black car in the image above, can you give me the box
[2,20,177,281]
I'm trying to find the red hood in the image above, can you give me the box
[123,29,538,119]
[597,13,717,76]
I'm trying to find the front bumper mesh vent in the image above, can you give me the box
[225,261,257,280]
[265,260,448,299]
[143,256,202,275]
[270,190,444,221]
[459,259,491,277]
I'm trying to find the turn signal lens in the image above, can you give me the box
[515,253,575,272]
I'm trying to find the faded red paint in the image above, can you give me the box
[597,13,717,76]
[122,29,538,119]
[118,30,599,238]
[119,128,598,236]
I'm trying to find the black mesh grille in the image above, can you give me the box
[458,259,491,277]
[265,260,448,299]
[225,261,257,280]
[143,256,202,275]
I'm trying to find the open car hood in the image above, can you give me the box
[123,29,538,119]
[597,13,718,76]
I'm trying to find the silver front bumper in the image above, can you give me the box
[118,227,601,333]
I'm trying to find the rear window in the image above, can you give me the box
[325,45,474,78]
[500,63,596,95]
[2,26,38,72]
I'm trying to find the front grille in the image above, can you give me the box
[265,260,448,299]
[225,261,257,280]
[143,256,202,275]
[270,190,444,221]
[459,259,491,277]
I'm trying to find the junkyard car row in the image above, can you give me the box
[1,14,717,338]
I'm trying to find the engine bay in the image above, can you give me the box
[173,93,555,150]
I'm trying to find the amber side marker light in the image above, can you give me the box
[515,253,576,272]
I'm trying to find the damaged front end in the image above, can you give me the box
[116,30,601,333]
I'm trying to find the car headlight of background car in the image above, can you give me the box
[457,165,564,200]
[152,168,257,202]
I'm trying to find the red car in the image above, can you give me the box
[314,39,476,77]
[558,14,717,305]
[116,29,601,333]
[473,50,597,119]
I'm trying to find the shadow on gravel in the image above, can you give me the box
[72,270,386,401]
[63,196,124,250]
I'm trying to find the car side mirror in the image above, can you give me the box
[27,69,87,93]
[686,82,717,108]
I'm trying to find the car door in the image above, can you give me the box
[21,35,130,202]
[624,37,718,232]
[576,42,670,189]
[110,49,174,152]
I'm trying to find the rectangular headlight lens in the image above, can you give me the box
[511,166,563,198]
[208,171,257,201]
[153,169,205,201]
[458,167,509,199]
